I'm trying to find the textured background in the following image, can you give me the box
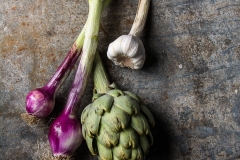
[1,0,240,159]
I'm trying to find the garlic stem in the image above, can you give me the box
[106,0,150,69]
[129,0,150,37]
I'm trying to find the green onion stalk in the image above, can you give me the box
[48,0,111,158]
[81,52,155,160]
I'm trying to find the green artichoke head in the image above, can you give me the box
[81,84,155,160]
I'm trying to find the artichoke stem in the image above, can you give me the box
[93,52,111,94]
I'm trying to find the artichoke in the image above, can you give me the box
[81,52,155,160]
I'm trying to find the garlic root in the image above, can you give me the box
[107,0,150,69]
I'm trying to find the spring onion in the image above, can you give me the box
[23,24,86,121]
[48,0,111,158]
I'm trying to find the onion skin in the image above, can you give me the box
[47,68,84,157]
[47,62,86,156]
[47,65,86,157]
[25,47,80,118]
[26,88,54,118]
[48,112,82,157]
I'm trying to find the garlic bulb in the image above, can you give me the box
[107,0,150,69]
[107,35,145,69]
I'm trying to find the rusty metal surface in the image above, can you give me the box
[1,0,240,159]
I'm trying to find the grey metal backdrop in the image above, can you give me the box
[0,0,240,159]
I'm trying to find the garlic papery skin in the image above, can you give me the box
[107,35,145,69]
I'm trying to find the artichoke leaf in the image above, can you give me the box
[107,89,124,97]
[111,105,130,130]
[101,106,130,131]
[92,94,114,115]
[130,113,150,135]
[109,83,118,89]
[125,95,140,114]
[85,106,101,136]
[86,135,98,155]
[140,105,155,126]
[97,142,113,160]
[147,131,154,146]
[139,135,150,154]
[119,127,138,149]
[101,111,120,132]
[82,125,86,139]
[131,147,143,160]
[113,144,131,160]
[113,155,121,160]
[92,93,104,101]
[123,91,140,103]
[97,123,120,148]
[114,95,140,115]
[81,104,92,124]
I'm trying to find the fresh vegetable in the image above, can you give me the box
[81,52,155,160]
[107,0,150,69]
[48,0,111,158]
[23,23,86,119]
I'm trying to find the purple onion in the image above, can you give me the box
[48,111,82,157]
[26,88,54,118]
[48,63,85,157]
[25,45,80,118]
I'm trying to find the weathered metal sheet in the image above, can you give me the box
[0,0,240,159]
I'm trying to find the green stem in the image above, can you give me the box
[64,0,108,115]
[93,52,110,93]
[75,23,86,50]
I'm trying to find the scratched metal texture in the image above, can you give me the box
[0,0,240,159]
